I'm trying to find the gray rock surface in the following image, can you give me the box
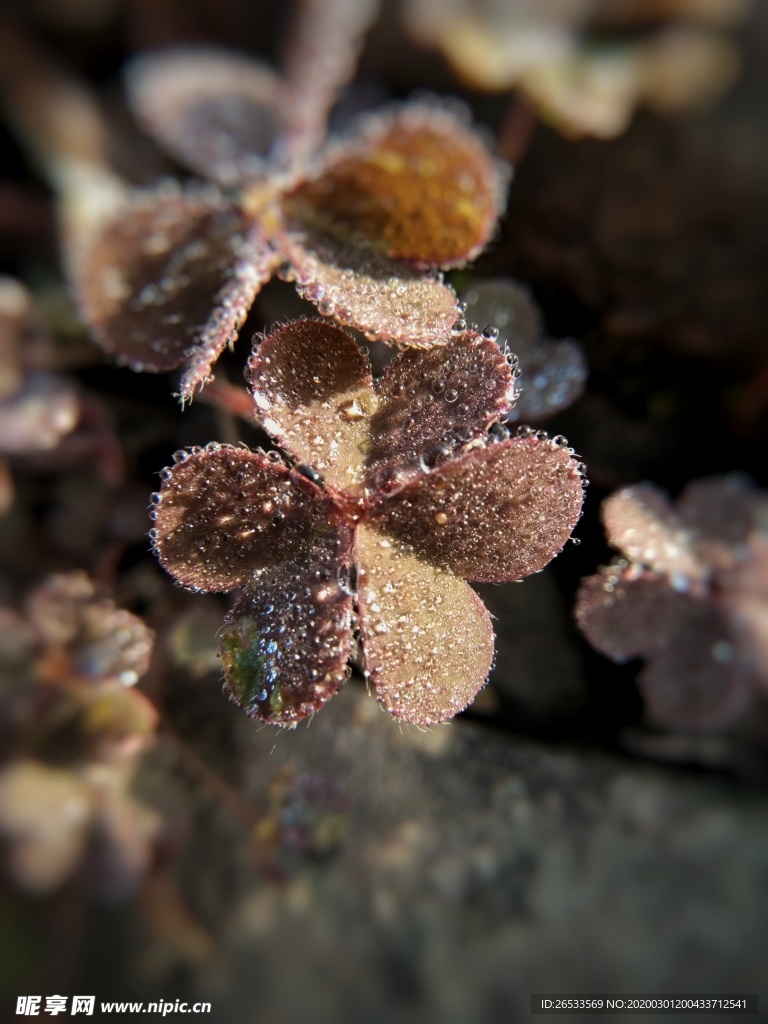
[170,684,768,1024]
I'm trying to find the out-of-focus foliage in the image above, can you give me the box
[404,0,749,137]
[0,572,158,898]
[462,277,587,422]
[576,476,768,730]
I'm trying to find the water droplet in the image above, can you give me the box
[482,325,500,341]
[445,389,458,403]
[339,399,366,421]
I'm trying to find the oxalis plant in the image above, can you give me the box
[5,8,587,727]
[151,319,586,727]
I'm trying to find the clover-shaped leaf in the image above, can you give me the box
[462,277,587,422]
[73,184,278,398]
[153,318,585,726]
[576,475,768,730]
[125,49,285,188]
[70,14,508,401]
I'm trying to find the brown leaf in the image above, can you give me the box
[365,330,516,493]
[220,529,354,725]
[277,218,459,345]
[282,101,508,266]
[125,48,284,186]
[370,435,584,583]
[355,523,494,724]
[280,0,379,161]
[152,446,334,593]
[575,564,696,662]
[248,319,375,493]
[462,277,586,423]
[73,184,275,400]
[677,475,760,573]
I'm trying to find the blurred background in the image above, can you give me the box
[0,0,766,1020]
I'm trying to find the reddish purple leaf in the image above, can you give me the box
[365,330,516,493]
[73,184,275,401]
[125,48,284,187]
[277,218,460,345]
[462,278,587,422]
[575,564,696,663]
[282,101,508,267]
[248,319,375,492]
[602,483,703,585]
[220,529,354,726]
[152,446,334,593]
[639,609,753,730]
[354,523,494,725]
[369,435,584,583]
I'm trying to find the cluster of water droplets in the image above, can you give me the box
[279,219,460,345]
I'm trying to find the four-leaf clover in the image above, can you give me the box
[73,32,507,401]
[152,318,584,726]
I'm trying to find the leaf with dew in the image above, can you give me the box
[370,435,584,583]
[152,446,334,593]
[462,277,587,422]
[220,528,354,726]
[248,319,375,492]
[365,329,516,493]
[575,564,697,663]
[354,523,494,725]
[282,102,508,267]
[602,483,704,585]
[125,48,285,187]
[73,183,276,400]
[277,218,459,345]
